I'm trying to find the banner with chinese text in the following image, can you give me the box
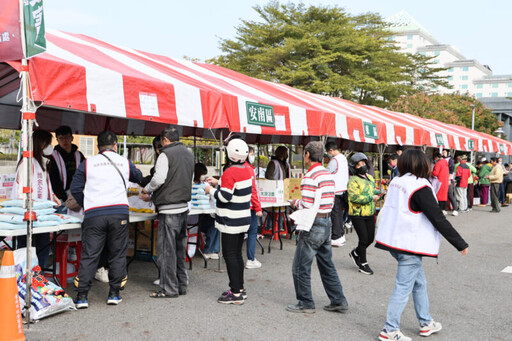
[23,0,47,58]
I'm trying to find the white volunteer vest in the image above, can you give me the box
[376,173,441,257]
[12,159,53,200]
[51,149,82,188]
[331,154,348,194]
[272,159,291,180]
[83,151,130,212]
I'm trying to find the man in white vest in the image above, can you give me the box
[70,131,142,309]
[325,142,349,247]
[49,125,85,213]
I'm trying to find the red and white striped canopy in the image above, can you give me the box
[0,29,510,154]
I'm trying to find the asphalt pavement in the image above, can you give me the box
[23,204,512,341]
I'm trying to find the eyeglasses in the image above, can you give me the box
[57,135,72,141]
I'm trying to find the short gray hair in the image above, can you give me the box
[304,141,324,162]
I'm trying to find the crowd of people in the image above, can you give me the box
[21,125,512,340]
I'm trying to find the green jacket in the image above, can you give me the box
[347,174,379,217]
[478,163,492,185]
[456,162,477,184]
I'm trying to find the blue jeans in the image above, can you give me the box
[246,210,258,261]
[384,251,432,331]
[292,217,347,309]
[198,214,219,254]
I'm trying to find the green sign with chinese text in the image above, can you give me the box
[435,134,444,146]
[23,0,46,59]
[363,122,378,139]
[246,102,275,127]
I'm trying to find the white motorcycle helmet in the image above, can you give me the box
[226,138,249,163]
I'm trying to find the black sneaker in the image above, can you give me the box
[349,249,362,268]
[222,288,247,300]
[107,289,122,305]
[359,263,374,275]
[217,290,244,305]
[74,293,89,309]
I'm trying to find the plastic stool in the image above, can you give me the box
[262,210,289,240]
[47,241,82,288]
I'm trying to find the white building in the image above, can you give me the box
[386,11,493,95]
[386,10,512,143]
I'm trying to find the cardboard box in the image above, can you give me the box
[257,180,284,203]
[284,178,302,201]
[506,193,512,204]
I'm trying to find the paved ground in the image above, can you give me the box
[23,205,512,341]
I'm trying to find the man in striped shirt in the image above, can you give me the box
[287,141,349,314]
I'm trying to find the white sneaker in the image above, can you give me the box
[331,236,346,247]
[442,210,447,216]
[452,210,459,216]
[153,279,160,285]
[419,320,442,337]
[246,259,262,269]
[379,329,411,341]
[204,253,219,260]
[94,267,109,283]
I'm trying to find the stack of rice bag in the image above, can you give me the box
[0,199,82,230]
[191,183,212,210]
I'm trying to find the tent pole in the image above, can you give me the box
[217,131,224,272]
[20,58,36,326]
[378,144,386,192]
[257,143,260,178]
[193,131,197,163]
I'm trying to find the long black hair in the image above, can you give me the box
[17,130,53,171]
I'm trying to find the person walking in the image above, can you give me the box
[244,150,263,269]
[287,141,348,314]
[12,129,61,269]
[142,126,194,298]
[71,131,143,308]
[376,149,469,341]
[465,158,477,210]
[347,152,382,275]
[442,150,458,215]
[204,138,252,305]
[325,142,349,247]
[49,125,85,214]
[431,152,449,214]
[454,155,471,213]
[477,158,492,207]
[487,157,504,213]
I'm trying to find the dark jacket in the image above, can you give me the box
[153,142,194,210]
[49,144,85,201]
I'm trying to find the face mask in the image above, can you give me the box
[200,175,207,182]
[42,144,53,156]
[327,153,333,159]
[249,155,255,164]
[356,166,367,175]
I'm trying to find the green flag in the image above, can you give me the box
[23,0,46,59]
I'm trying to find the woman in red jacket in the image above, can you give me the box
[431,152,449,213]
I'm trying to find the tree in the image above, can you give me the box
[209,2,448,106]
[388,92,501,135]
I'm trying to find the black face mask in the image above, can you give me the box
[356,166,367,175]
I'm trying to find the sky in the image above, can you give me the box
[43,0,512,75]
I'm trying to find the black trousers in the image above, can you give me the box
[222,232,245,293]
[350,216,375,264]
[331,194,346,240]
[75,214,129,293]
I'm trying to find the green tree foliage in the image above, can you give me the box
[209,2,448,106]
[389,92,501,135]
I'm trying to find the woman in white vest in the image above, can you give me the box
[12,130,61,268]
[375,149,469,341]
